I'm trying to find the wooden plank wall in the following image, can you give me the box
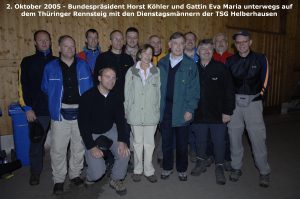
[0,0,298,135]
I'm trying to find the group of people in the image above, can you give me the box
[18,26,271,196]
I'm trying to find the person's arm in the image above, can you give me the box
[260,55,270,97]
[184,63,200,118]
[124,69,133,119]
[222,67,235,123]
[78,92,95,150]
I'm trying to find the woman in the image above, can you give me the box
[124,44,160,183]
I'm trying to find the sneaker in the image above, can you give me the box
[109,179,127,195]
[70,177,84,186]
[229,169,242,182]
[146,175,157,183]
[29,173,40,186]
[53,183,64,195]
[215,165,226,185]
[178,172,187,181]
[161,170,173,179]
[131,173,142,182]
[224,161,232,172]
[191,159,207,176]
[259,173,270,188]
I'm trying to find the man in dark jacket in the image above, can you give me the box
[191,39,235,185]
[18,30,57,186]
[226,30,271,187]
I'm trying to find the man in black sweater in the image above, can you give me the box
[18,30,57,186]
[78,67,130,196]
[191,39,235,185]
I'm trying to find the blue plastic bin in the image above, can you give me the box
[8,103,30,166]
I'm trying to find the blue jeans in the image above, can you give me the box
[192,123,226,164]
[30,116,50,174]
[160,119,189,172]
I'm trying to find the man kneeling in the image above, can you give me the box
[78,67,130,195]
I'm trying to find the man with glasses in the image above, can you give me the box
[226,30,271,187]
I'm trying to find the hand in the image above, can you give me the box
[222,114,231,123]
[90,147,104,159]
[184,112,192,122]
[26,110,36,122]
[118,142,130,158]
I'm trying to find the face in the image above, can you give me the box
[234,35,252,55]
[169,37,185,57]
[126,31,139,48]
[59,38,75,59]
[198,44,214,61]
[214,35,228,54]
[185,33,196,51]
[86,32,98,49]
[140,48,153,65]
[35,32,51,52]
[111,32,124,51]
[149,36,162,54]
[98,69,117,90]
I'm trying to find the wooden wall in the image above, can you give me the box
[0,0,298,135]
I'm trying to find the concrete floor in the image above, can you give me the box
[0,112,300,199]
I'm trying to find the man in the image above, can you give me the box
[213,32,233,171]
[213,33,233,64]
[184,32,199,63]
[18,30,56,186]
[78,67,130,195]
[158,32,200,181]
[41,35,93,194]
[77,29,101,73]
[124,27,139,63]
[226,30,271,187]
[149,35,165,66]
[94,30,134,172]
[191,39,235,185]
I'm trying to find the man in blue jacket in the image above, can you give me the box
[158,32,200,181]
[41,35,93,194]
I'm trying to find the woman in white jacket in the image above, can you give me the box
[124,44,160,183]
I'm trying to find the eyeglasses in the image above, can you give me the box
[235,40,249,45]
[101,75,117,81]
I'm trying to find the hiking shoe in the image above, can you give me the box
[215,164,226,185]
[178,172,187,181]
[259,173,270,188]
[229,169,242,182]
[161,170,173,179]
[146,175,158,183]
[191,159,207,176]
[109,179,127,195]
[53,183,64,195]
[224,161,232,172]
[29,173,40,186]
[70,177,84,186]
[131,173,142,182]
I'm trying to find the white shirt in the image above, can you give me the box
[169,54,183,68]
[136,61,153,86]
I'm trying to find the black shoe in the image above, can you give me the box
[161,170,173,179]
[53,183,64,195]
[178,172,187,181]
[229,169,242,182]
[191,159,207,176]
[259,173,270,188]
[70,177,84,186]
[215,165,226,185]
[29,173,40,186]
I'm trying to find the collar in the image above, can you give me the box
[169,54,183,68]
[36,48,52,57]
